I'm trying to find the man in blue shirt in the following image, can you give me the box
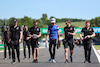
[46,18,59,63]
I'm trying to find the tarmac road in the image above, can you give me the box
[0,46,100,67]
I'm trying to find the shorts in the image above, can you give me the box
[64,39,74,50]
[31,39,39,49]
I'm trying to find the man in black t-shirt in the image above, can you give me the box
[64,20,76,63]
[29,20,41,63]
[10,19,22,64]
[80,21,95,63]
[2,27,11,60]
[23,25,31,59]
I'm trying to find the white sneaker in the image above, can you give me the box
[3,58,7,60]
[52,59,56,63]
[11,62,16,64]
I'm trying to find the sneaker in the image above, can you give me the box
[70,56,73,62]
[48,58,52,61]
[9,57,11,59]
[11,61,16,64]
[52,59,56,63]
[65,59,69,63]
[84,60,88,63]
[24,58,27,60]
[32,59,36,63]
[88,60,91,63]
[3,58,7,60]
[28,57,30,59]
[35,59,38,63]
[18,59,20,63]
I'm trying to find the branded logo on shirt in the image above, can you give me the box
[57,26,59,29]
[31,29,33,31]
[70,27,72,30]
[16,27,19,30]
[37,28,39,31]
[89,28,92,31]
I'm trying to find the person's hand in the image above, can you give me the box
[75,44,77,48]
[80,37,83,40]
[29,35,33,37]
[19,39,21,43]
[26,37,29,40]
[45,40,48,43]
[36,35,39,38]
[8,39,11,44]
[2,41,4,44]
[68,32,72,35]
[87,35,91,39]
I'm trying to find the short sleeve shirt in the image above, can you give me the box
[81,27,94,38]
[29,26,40,40]
[48,24,59,40]
[64,26,75,40]
[4,31,10,42]
[10,26,21,41]
[23,30,30,41]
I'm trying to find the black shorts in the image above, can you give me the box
[64,39,74,50]
[31,39,39,49]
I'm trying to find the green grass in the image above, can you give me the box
[56,21,85,28]
[0,49,4,51]
[94,45,100,50]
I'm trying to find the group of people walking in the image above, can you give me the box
[2,18,95,64]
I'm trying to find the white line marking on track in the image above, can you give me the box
[92,45,100,63]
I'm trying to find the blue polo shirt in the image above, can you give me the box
[48,24,59,40]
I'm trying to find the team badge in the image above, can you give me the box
[57,26,59,29]
[70,27,72,30]
[89,28,92,31]
[37,28,39,31]
[16,27,19,30]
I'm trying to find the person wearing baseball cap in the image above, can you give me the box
[10,19,22,64]
[80,21,95,63]
[46,18,59,63]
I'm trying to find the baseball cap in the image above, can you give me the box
[13,19,17,23]
[51,18,56,23]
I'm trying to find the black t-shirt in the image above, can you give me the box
[29,26,40,40]
[23,30,31,42]
[10,26,21,41]
[4,31,10,42]
[81,27,94,39]
[64,26,75,40]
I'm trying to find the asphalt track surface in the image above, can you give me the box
[0,46,100,67]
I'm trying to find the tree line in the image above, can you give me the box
[0,14,86,28]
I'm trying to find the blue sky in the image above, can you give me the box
[0,0,100,20]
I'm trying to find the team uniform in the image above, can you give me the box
[23,30,31,59]
[29,27,40,49]
[81,27,94,62]
[10,25,21,62]
[4,31,11,59]
[64,26,75,50]
[48,24,59,60]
